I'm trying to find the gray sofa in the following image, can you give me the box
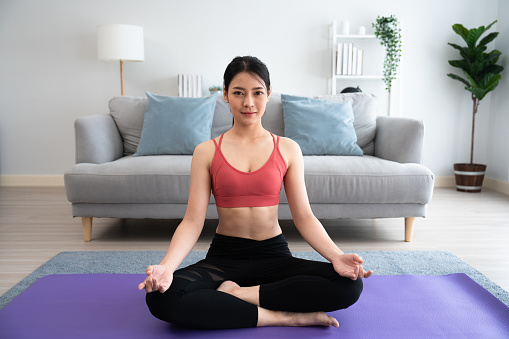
[64,92,434,242]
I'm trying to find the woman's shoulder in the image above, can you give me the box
[278,136,301,154]
[277,136,302,169]
[192,139,217,163]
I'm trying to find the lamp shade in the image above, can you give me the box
[97,24,144,62]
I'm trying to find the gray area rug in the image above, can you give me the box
[1,250,508,310]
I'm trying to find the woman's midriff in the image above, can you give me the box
[215,205,282,241]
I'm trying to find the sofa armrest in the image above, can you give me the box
[374,116,424,164]
[75,114,123,164]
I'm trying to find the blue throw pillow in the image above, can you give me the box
[134,92,217,156]
[281,94,363,156]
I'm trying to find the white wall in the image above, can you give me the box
[488,0,509,182]
[0,0,505,183]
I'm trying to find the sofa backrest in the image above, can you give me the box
[109,92,376,156]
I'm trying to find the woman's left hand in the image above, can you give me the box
[332,253,373,280]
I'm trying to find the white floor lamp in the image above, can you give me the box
[97,24,144,95]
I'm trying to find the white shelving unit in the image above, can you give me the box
[329,21,401,116]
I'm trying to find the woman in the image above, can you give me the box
[139,56,372,329]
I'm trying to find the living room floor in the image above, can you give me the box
[0,187,508,296]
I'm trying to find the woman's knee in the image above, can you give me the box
[145,291,181,324]
[328,277,364,310]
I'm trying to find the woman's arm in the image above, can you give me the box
[139,141,214,292]
[281,138,372,280]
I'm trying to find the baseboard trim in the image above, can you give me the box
[484,177,509,195]
[434,176,456,188]
[434,176,509,195]
[0,175,64,187]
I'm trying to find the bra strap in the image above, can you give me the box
[218,133,225,147]
[213,133,225,148]
[270,132,279,148]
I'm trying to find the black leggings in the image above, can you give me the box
[146,233,363,329]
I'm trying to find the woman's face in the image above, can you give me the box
[223,72,271,126]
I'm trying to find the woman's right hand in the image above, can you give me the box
[138,265,173,293]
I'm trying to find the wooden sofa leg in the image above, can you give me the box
[405,217,416,242]
[82,217,93,242]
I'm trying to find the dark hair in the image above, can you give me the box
[223,56,271,93]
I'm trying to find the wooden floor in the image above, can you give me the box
[1,186,508,297]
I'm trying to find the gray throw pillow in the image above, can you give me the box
[109,96,147,156]
[315,93,377,155]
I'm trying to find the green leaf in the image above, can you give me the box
[485,49,502,64]
[465,73,501,100]
[469,63,485,81]
[484,20,497,32]
[448,43,473,63]
[479,32,499,47]
[466,27,484,48]
[481,65,504,76]
[447,73,471,87]
[448,42,466,52]
[483,80,501,95]
[452,23,469,41]
[464,72,479,88]
[466,87,488,100]
[449,60,471,74]
[480,73,502,89]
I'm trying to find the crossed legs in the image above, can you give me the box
[146,256,363,329]
[217,280,339,327]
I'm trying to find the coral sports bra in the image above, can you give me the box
[210,133,287,208]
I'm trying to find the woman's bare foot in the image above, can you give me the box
[258,308,339,328]
[217,280,260,306]
[217,280,240,294]
[289,311,339,328]
[218,281,339,328]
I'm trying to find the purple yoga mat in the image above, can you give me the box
[0,274,508,338]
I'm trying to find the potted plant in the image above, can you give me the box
[372,15,402,93]
[447,20,504,192]
[209,86,222,95]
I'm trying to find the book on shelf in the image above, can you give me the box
[178,74,202,97]
[336,43,343,75]
[178,74,183,97]
[356,50,363,75]
[347,43,353,75]
[335,42,364,76]
[342,43,349,75]
[352,47,358,76]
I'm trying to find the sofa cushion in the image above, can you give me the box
[65,155,433,206]
[315,93,377,155]
[109,95,232,156]
[281,94,363,156]
[134,92,217,156]
[299,155,434,204]
[65,155,195,204]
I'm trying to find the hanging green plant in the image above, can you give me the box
[372,15,402,92]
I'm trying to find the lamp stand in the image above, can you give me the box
[120,60,125,96]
